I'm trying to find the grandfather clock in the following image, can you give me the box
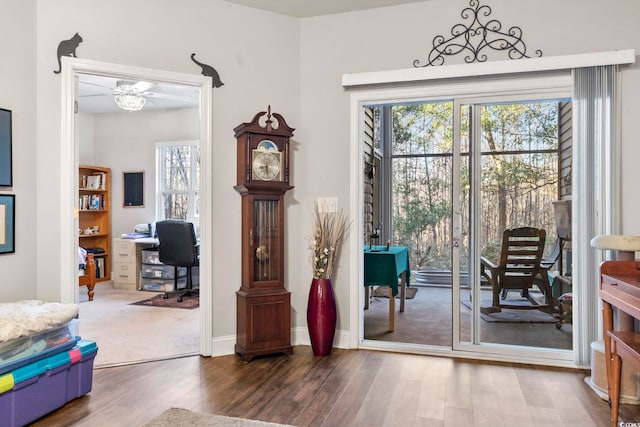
[234,106,294,361]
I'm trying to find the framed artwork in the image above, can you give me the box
[0,194,15,254]
[123,171,144,208]
[0,109,12,187]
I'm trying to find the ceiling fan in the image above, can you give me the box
[78,77,197,113]
[112,80,152,111]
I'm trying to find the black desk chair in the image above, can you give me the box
[156,220,199,302]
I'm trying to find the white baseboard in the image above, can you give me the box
[210,335,235,356]
[210,328,352,358]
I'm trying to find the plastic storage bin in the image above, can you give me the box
[0,339,98,427]
[141,277,187,292]
[142,264,186,279]
[0,319,79,375]
[141,248,161,265]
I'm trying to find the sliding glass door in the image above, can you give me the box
[364,92,573,360]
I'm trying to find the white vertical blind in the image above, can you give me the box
[572,65,619,366]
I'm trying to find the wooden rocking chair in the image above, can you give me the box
[480,227,553,314]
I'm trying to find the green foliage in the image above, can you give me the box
[388,100,562,271]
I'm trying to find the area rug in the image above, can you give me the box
[130,294,199,310]
[460,299,556,323]
[372,286,418,299]
[142,408,296,427]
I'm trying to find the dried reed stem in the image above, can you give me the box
[310,209,349,280]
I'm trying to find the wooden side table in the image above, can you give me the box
[599,261,640,427]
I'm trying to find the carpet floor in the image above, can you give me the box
[142,408,296,427]
[79,282,199,367]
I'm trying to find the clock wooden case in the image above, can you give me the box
[234,106,295,361]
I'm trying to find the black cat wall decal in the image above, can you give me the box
[53,33,83,74]
[191,53,224,88]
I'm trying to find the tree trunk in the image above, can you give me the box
[485,128,506,234]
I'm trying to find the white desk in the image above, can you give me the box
[132,237,159,245]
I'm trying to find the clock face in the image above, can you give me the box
[252,150,281,181]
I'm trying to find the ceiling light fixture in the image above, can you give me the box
[113,80,147,112]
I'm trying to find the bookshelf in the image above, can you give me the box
[79,165,111,283]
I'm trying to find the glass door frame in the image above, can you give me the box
[351,73,577,365]
[452,94,574,363]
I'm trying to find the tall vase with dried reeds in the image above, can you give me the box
[307,209,349,356]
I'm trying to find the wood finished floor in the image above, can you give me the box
[31,346,640,427]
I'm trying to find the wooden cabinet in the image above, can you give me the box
[79,165,111,283]
[600,261,640,427]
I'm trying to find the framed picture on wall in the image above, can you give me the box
[0,109,12,187]
[0,194,15,254]
[123,171,144,208]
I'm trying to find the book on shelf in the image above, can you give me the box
[93,172,107,190]
[79,194,104,210]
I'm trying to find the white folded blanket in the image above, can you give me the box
[0,300,79,342]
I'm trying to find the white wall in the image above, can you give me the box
[0,0,634,351]
[90,107,199,237]
[0,0,37,302]
[77,112,95,165]
[295,0,640,337]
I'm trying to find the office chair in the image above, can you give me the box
[155,220,199,302]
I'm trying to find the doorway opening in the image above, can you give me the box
[60,57,212,366]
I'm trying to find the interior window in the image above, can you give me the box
[156,142,200,228]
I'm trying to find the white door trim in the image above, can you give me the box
[60,57,213,356]
[348,73,582,366]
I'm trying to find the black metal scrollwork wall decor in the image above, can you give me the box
[413,0,542,67]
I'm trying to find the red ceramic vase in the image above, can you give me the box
[307,278,337,356]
